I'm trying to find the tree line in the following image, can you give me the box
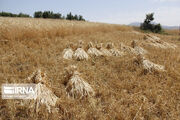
[0,11,85,21]
[0,11,30,18]
[34,11,85,21]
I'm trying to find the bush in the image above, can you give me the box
[153,24,162,33]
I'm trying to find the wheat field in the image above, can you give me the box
[0,17,180,120]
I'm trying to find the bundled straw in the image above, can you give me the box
[62,43,74,60]
[74,40,89,60]
[119,43,136,54]
[106,42,124,56]
[131,40,147,55]
[27,69,59,113]
[35,83,59,113]
[144,34,177,49]
[97,43,112,56]
[64,65,94,99]
[137,55,165,72]
[87,42,103,57]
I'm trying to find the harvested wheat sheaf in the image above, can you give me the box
[148,34,160,40]
[73,40,89,60]
[74,48,89,60]
[144,34,177,49]
[27,69,59,113]
[100,48,113,56]
[137,55,165,72]
[109,48,124,56]
[131,40,147,55]
[96,43,112,56]
[35,83,59,113]
[134,46,147,55]
[63,48,74,60]
[119,43,136,54]
[106,42,124,56]
[66,71,94,99]
[64,66,94,99]
[87,42,103,57]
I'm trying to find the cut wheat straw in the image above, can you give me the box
[74,40,89,60]
[64,65,94,99]
[137,55,165,72]
[74,48,89,60]
[27,69,59,113]
[96,43,112,56]
[120,43,135,54]
[63,43,74,60]
[63,48,74,59]
[134,46,147,55]
[66,71,94,99]
[131,40,147,55]
[87,42,103,57]
[144,34,177,49]
[35,83,59,113]
[106,42,124,56]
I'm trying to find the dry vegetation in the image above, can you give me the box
[0,17,180,120]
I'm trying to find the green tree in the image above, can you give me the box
[144,13,154,24]
[74,14,78,20]
[34,11,43,18]
[18,13,30,17]
[53,13,61,19]
[140,13,162,33]
[0,11,30,17]
[78,15,85,21]
[66,12,73,20]
[42,11,51,18]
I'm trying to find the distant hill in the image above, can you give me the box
[129,22,141,27]
[129,22,179,30]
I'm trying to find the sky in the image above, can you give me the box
[0,0,180,26]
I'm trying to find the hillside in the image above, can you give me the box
[0,17,180,120]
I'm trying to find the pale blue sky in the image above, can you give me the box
[0,0,180,26]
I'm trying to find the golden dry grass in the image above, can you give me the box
[0,17,180,120]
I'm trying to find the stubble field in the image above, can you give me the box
[0,17,180,120]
